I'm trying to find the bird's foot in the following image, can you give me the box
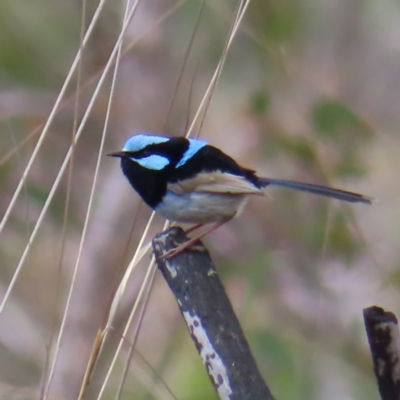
[158,217,233,261]
[159,237,204,260]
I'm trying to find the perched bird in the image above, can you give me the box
[109,133,371,256]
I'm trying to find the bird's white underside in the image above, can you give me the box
[155,191,249,223]
[155,171,264,223]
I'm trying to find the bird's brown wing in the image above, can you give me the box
[167,171,263,195]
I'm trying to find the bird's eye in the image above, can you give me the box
[136,149,150,157]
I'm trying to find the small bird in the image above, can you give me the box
[109,133,371,256]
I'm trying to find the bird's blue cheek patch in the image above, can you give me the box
[132,154,170,170]
[176,138,207,167]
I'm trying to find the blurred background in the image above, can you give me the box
[0,0,398,399]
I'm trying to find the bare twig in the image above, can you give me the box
[153,227,275,400]
[364,306,400,400]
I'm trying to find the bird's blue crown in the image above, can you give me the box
[121,133,208,170]
[122,133,169,152]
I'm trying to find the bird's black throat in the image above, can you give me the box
[120,158,167,209]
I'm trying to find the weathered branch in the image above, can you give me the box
[152,227,275,400]
[364,306,400,400]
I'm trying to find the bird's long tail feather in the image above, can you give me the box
[258,178,372,204]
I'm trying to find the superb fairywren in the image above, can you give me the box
[108,133,371,256]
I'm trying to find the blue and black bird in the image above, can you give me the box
[108,133,371,251]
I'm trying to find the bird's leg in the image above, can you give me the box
[160,217,232,260]
[184,223,204,234]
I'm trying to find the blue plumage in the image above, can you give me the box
[134,154,170,170]
[122,133,169,152]
[176,138,208,167]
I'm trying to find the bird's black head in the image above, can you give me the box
[108,134,194,208]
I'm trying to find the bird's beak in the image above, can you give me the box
[107,151,126,158]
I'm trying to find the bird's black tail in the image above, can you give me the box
[258,178,372,204]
